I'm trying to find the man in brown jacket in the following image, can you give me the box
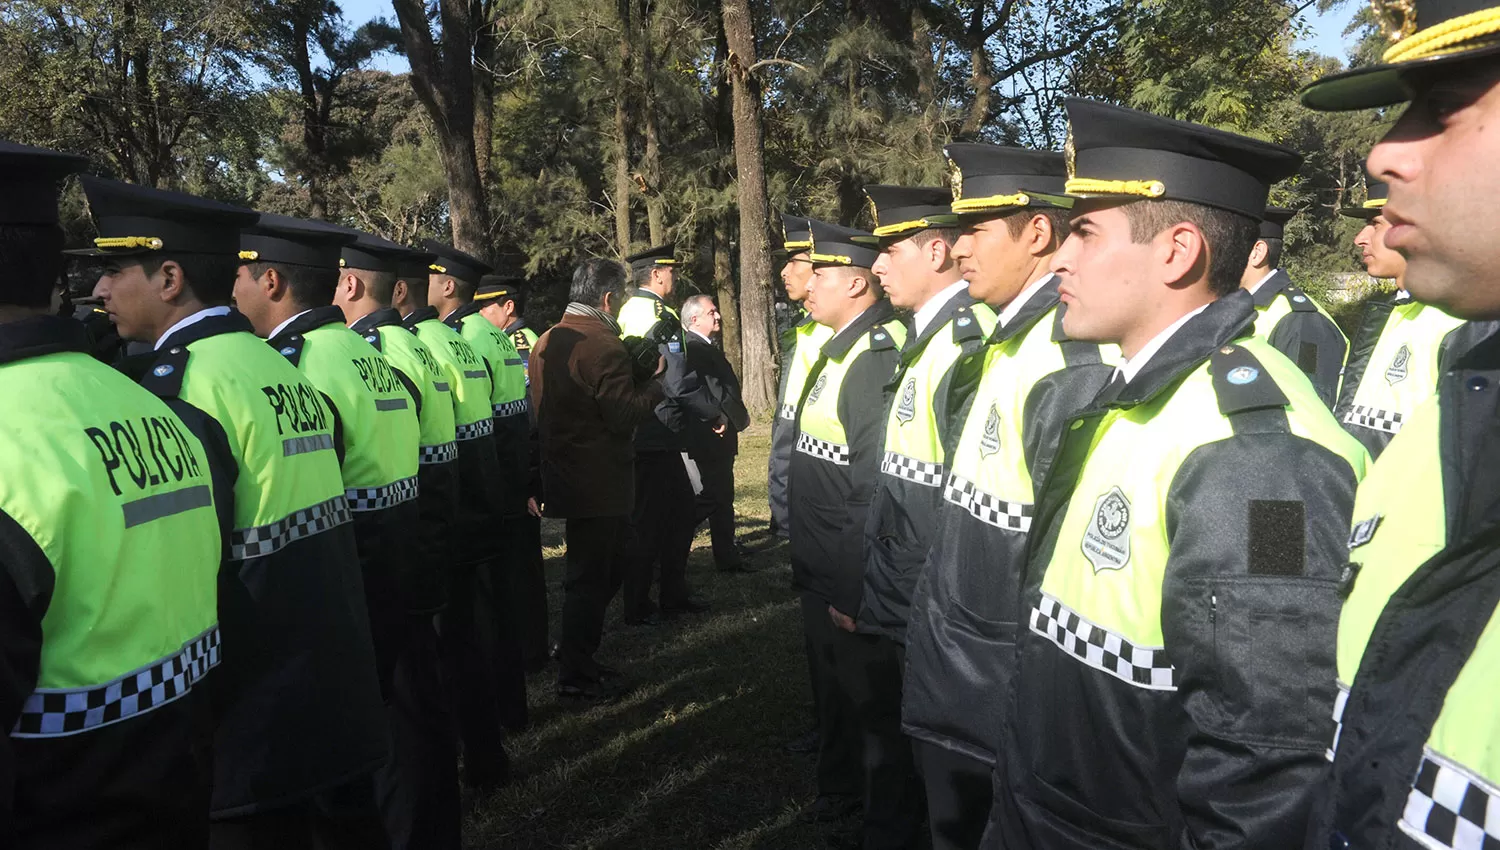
[530,257,665,701]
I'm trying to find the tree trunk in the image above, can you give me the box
[640,9,665,245]
[960,47,993,139]
[611,0,635,257]
[713,214,742,376]
[473,0,498,191]
[721,0,777,418]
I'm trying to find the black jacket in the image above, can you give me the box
[683,333,749,462]
[1252,269,1347,408]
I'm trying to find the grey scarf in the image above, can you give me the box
[565,301,621,336]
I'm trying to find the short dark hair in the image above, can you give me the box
[396,273,428,307]
[350,268,397,305]
[630,263,657,288]
[449,275,477,301]
[244,261,337,308]
[140,253,240,305]
[0,224,65,308]
[1121,200,1258,297]
[909,226,961,250]
[571,257,626,308]
[1260,237,1284,269]
[1002,208,1071,250]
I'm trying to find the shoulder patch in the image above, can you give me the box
[869,325,898,352]
[363,330,384,353]
[511,330,531,351]
[951,306,985,344]
[1210,344,1289,415]
[653,299,664,317]
[140,346,190,399]
[1283,286,1318,313]
[275,334,307,368]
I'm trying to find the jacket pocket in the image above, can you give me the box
[1020,771,1172,850]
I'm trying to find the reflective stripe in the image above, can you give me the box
[1344,404,1405,435]
[1030,593,1177,691]
[419,442,458,465]
[504,358,523,366]
[121,484,213,528]
[1399,747,1500,850]
[945,474,1033,532]
[779,404,796,421]
[494,398,529,418]
[463,369,488,380]
[1327,681,1350,762]
[432,381,451,393]
[454,419,494,441]
[345,476,419,512]
[229,495,351,561]
[282,434,336,457]
[374,397,409,412]
[11,626,220,738]
[881,451,943,487]
[796,432,849,465]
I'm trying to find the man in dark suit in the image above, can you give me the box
[681,294,752,572]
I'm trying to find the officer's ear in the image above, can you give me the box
[1247,239,1270,270]
[1157,221,1209,288]
[391,279,409,308]
[261,265,291,301]
[155,260,187,304]
[339,272,362,302]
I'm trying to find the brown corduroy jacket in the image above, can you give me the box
[530,309,665,518]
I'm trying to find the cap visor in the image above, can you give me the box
[1337,207,1382,220]
[1301,46,1500,112]
[65,246,155,258]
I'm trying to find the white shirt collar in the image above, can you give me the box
[689,328,714,344]
[1245,269,1277,296]
[154,306,231,351]
[999,273,1056,328]
[268,309,314,341]
[1116,304,1211,383]
[912,279,970,337]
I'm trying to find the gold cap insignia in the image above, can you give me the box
[866,195,880,228]
[1064,127,1077,180]
[949,160,964,202]
[1371,0,1416,43]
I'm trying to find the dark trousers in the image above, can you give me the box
[486,526,530,731]
[517,514,550,671]
[801,593,862,798]
[625,451,694,619]
[914,740,993,850]
[434,559,510,788]
[209,776,387,850]
[375,615,460,850]
[557,516,631,686]
[692,454,740,569]
[832,625,925,849]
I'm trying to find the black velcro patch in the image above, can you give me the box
[1248,500,1305,576]
[1297,342,1319,374]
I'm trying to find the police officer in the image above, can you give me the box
[1300,5,1500,847]
[393,248,513,790]
[235,213,421,709]
[790,219,911,847]
[987,100,1368,850]
[900,143,1116,850]
[619,244,713,624]
[335,230,462,849]
[769,216,835,543]
[472,274,550,674]
[1239,205,1349,407]
[81,177,389,847]
[0,144,222,849]
[426,241,530,731]
[1332,179,1490,458]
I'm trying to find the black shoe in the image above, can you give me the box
[623,613,660,627]
[797,793,861,824]
[662,597,711,618]
[595,663,623,681]
[784,728,819,754]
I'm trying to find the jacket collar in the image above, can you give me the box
[444,300,482,329]
[902,289,977,366]
[1251,269,1293,309]
[0,314,93,367]
[822,299,896,361]
[268,305,346,347]
[993,276,1064,344]
[1104,290,1257,409]
[634,287,665,305]
[157,309,255,351]
[350,307,404,335]
[402,306,439,330]
[504,318,529,334]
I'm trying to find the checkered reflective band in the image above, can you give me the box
[346,476,419,512]
[494,398,530,418]
[1029,593,1177,691]
[454,418,495,441]
[1344,404,1404,435]
[12,625,220,738]
[1326,682,1350,762]
[419,441,459,465]
[881,451,944,487]
[229,495,352,561]
[779,403,796,421]
[945,474,1033,532]
[796,432,850,465]
[1399,747,1500,850]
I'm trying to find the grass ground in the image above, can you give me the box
[464,423,842,850]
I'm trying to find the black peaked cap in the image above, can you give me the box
[943,144,1072,216]
[781,214,813,253]
[863,185,955,240]
[0,141,88,226]
[1303,0,1500,111]
[396,249,438,281]
[808,219,879,269]
[1339,180,1391,220]
[1063,98,1303,219]
[1259,206,1297,240]
[422,240,492,283]
[341,230,411,274]
[74,175,259,257]
[475,274,523,302]
[625,244,677,272]
[241,213,357,270]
